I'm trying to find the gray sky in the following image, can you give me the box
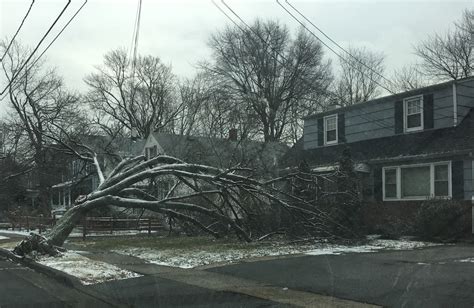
[0,0,472,98]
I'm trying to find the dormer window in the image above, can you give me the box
[324,114,338,145]
[404,95,423,132]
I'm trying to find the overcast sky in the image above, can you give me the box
[0,0,472,98]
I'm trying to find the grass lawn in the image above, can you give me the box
[66,234,278,252]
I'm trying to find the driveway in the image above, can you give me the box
[208,245,474,308]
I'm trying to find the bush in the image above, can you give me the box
[372,217,414,240]
[415,198,468,241]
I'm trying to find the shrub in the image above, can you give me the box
[372,217,414,240]
[415,198,468,241]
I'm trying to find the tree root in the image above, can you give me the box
[13,233,63,257]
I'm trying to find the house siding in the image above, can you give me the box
[456,80,474,125]
[464,160,474,201]
[303,79,474,150]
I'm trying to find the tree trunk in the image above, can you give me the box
[46,204,87,246]
[13,199,102,256]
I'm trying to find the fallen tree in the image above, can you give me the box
[12,148,345,256]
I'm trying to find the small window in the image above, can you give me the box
[324,115,338,145]
[404,96,423,132]
[384,169,397,198]
[434,164,449,196]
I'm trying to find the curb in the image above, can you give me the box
[0,248,79,287]
[0,248,128,307]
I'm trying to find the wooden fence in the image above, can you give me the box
[80,217,163,239]
[8,216,55,234]
[3,216,163,239]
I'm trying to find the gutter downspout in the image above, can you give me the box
[453,82,458,126]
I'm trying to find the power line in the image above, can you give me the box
[0,0,35,62]
[1,0,87,101]
[216,1,455,132]
[216,0,394,131]
[27,0,87,73]
[284,0,396,90]
[276,0,396,96]
[0,0,72,96]
[131,0,143,76]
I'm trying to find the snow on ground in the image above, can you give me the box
[37,251,141,285]
[113,237,438,269]
[69,230,158,238]
[0,236,9,240]
[305,239,437,256]
[457,257,474,263]
[0,229,32,236]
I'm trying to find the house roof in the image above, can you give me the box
[150,132,289,172]
[304,76,474,120]
[282,108,474,168]
[79,135,146,158]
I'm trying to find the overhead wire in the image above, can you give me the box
[217,0,394,131]
[27,0,87,71]
[276,0,455,128]
[284,0,396,90]
[276,0,396,96]
[0,0,72,96]
[0,0,36,62]
[217,0,457,133]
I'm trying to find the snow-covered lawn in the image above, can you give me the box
[0,236,9,240]
[37,251,141,285]
[112,237,438,269]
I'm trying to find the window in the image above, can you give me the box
[145,145,158,159]
[383,162,451,200]
[434,164,449,196]
[384,169,397,198]
[404,95,423,132]
[401,166,430,198]
[324,114,338,145]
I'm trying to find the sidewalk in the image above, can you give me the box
[0,254,121,308]
[80,250,380,308]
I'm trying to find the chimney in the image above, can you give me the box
[228,128,238,141]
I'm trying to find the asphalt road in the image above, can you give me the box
[208,245,474,308]
[91,274,288,307]
[0,255,117,308]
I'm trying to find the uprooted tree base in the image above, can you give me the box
[11,154,356,257]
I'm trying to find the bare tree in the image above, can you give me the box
[332,46,385,106]
[415,9,473,81]
[0,40,86,214]
[85,49,180,138]
[390,64,431,93]
[203,19,332,143]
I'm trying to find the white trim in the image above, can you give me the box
[323,114,338,145]
[403,95,424,133]
[453,83,458,126]
[382,161,452,201]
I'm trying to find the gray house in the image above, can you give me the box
[50,136,146,211]
[283,77,474,231]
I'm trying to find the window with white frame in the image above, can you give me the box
[324,114,338,145]
[404,95,423,132]
[383,162,451,200]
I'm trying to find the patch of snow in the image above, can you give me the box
[305,239,435,256]
[69,230,159,238]
[457,257,474,263]
[37,251,141,285]
[0,230,32,236]
[113,238,438,269]
[0,236,9,240]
